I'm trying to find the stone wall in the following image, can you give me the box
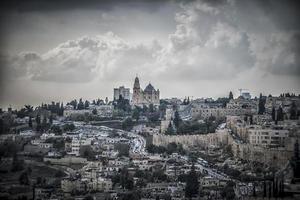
[44,156,87,165]
[228,134,293,169]
[152,129,229,149]
[152,130,293,169]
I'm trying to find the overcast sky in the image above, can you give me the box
[0,0,300,108]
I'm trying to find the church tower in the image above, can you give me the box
[132,76,141,105]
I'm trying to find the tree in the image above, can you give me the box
[149,104,155,113]
[290,101,298,120]
[70,99,78,109]
[36,115,41,125]
[84,100,90,109]
[84,196,93,200]
[258,93,266,114]
[114,143,130,157]
[120,167,134,190]
[221,181,236,200]
[77,98,84,110]
[51,125,62,135]
[11,154,24,172]
[272,107,276,121]
[80,145,95,160]
[19,172,29,185]
[277,106,284,121]
[122,117,134,131]
[229,91,234,99]
[59,102,64,116]
[185,164,199,198]
[49,115,53,124]
[165,122,174,135]
[132,107,140,122]
[63,123,75,132]
[173,110,182,129]
[28,117,32,128]
[92,108,97,115]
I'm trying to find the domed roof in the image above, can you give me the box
[144,83,155,92]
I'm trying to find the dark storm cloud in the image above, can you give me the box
[0,0,300,107]
[0,0,168,12]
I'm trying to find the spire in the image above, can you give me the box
[134,76,140,89]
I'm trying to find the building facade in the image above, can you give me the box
[113,86,130,101]
[132,76,160,106]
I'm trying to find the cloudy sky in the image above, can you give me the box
[0,0,299,108]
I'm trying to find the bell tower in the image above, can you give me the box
[132,76,141,105]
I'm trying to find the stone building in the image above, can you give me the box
[132,76,160,106]
[113,86,130,100]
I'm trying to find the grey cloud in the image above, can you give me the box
[1,33,161,83]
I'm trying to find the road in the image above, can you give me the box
[128,131,147,155]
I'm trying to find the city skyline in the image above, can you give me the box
[1,0,300,108]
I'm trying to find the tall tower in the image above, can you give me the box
[132,76,141,105]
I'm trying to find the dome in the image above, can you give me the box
[144,83,155,92]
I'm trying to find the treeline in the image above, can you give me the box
[67,97,108,110]
[279,93,299,98]
[40,102,64,116]
[146,142,185,155]
[165,111,222,135]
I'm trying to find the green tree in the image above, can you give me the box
[114,143,130,157]
[122,117,134,131]
[120,167,134,190]
[272,107,276,121]
[221,181,236,200]
[132,107,140,122]
[63,123,75,132]
[11,154,24,172]
[19,171,29,185]
[229,91,234,99]
[28,117,32,128]
[84,100,90,109]
[149,104,155,113]
[80,145,95,160]
[290,101,298,120]
[51,125,62,135]
[185,164,199,198]
[92,108,97,115]
[173,110,182,129]
[258,93,266,114]
[277,106,284,121]
[77,98,84,110]
[165,122,174,135]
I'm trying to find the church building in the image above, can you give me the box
[132,76,160,106]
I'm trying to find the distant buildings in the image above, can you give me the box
[248,125,289,147]
[63,104,113,118]
[113,86,130,101]
[241,91,251,99]
[132,76,160,106]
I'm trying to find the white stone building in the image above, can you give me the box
[248,126,289,147]
[132,76,160,106]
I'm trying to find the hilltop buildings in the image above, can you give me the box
[112,76,160,107]
[132,76,160,106]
